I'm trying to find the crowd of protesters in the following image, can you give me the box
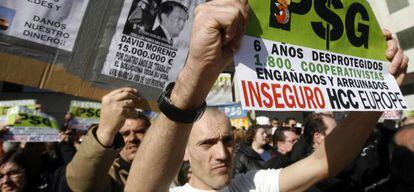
[0,109,413,191]
[0,0,412,191]
[231,115,414,191]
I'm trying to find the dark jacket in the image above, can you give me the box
[233,143,266,176]
[289,135,313,163]
[264,150,291,169]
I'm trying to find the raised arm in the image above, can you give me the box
[279,30,409,192]
[125,0,249,191]
[66,88,141,191]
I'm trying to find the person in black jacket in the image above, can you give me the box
[233,125,272,176]
[265,127,298,169]
[366,124,414,192]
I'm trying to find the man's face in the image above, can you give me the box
[277,131,298,154]
[119,118,148,162]
[0,162,26,192]
[161,6,187,38]
[253,128,268,147]
[186,110,234,190]
[287,119,297,128]
[271,120,279,128]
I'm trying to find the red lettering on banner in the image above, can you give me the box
[304,86,316,109]
[240,80,326,110]
[283,84,295,108]
[293,86,306,109]
[271,84,284,108]
[241,81,250,107]
[314,87,326,108]
[261,83,273,108]
[248,82,263,107]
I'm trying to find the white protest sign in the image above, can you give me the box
[235,37,407,111]
[0,0,89,51]
[101,0,201,89]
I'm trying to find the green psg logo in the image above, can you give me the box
[269,0,370,50]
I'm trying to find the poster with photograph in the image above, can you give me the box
[101,0,201,90]
[0,0,89,51]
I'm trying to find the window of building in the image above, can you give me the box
[397,26,414,50]
[386,0,409,13]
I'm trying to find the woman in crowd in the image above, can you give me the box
[233,125,272,175]
[0,149,36,192]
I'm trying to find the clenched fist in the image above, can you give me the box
[97,87,141,147]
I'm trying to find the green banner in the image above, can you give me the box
[247,0,386,61]
[3,106,59,142]
[68,100,101,130]
[0,99,36,116]
[69,101,101,119]
[0,99,37,123]
[7,106,58,129]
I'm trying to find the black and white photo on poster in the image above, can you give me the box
[102,0,199,90]
[124,0,189,47]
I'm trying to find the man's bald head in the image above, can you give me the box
[191,108,231,136]
[185,108,234,190]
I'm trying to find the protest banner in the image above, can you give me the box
[101,0,201,90]
[207,73,234,105]
[68,100,101,131]
[0,99,37,123]
[215,102,250,129]
[3,106,59,142]
[234,0,408,111]
[0,0,89,51]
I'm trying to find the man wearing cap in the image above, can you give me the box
[151,0,188,45]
